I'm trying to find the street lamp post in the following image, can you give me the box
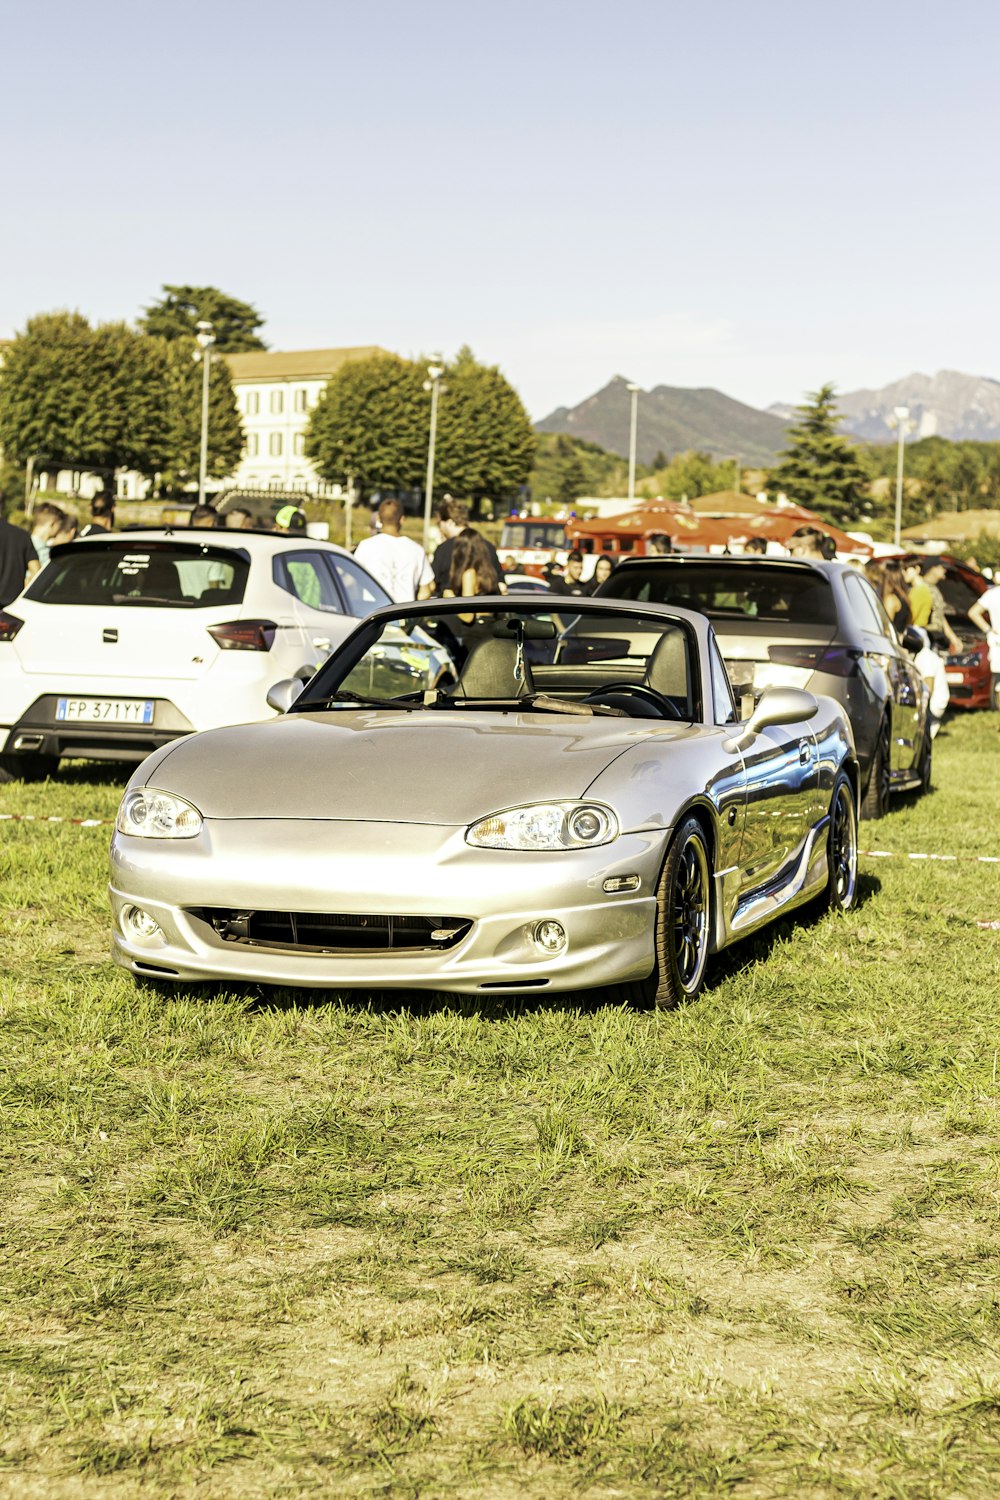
[195,320,215,508]
[626,382,640,503]
[888,404,914,547]
[422,359,445,551]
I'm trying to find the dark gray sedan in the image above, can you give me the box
[595,556,931,819]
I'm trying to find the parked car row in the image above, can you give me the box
[0,533,988,829]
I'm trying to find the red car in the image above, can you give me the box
[899,554,991,709]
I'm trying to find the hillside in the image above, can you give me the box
[536,375,790,467]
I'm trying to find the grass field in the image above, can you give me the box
[2,712,999,1497]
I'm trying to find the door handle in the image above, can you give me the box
[798,738,811,765]
[312,638,331,650]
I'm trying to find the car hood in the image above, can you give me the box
[145,709,688,823]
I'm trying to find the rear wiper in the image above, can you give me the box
[111,594,196,606]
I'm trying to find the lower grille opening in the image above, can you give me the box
[133,961,180,975]
[189,908,472,954]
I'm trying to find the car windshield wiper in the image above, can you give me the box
[111,594,197,606]
[309,690,421,710]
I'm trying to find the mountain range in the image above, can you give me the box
[536,377,790,467]
[790,370,1000,443]
[537,369,1000,465]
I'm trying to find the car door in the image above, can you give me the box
[272,549,356,666]
[843,573,923,777]
[735,667,818,897]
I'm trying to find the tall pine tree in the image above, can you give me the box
[770,384,869,524]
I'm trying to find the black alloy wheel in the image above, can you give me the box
[824,772,859,912]
[861,716,891,821]
[653,815,712,1008]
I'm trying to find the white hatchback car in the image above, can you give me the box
[0,529,400,781]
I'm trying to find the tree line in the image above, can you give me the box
[0,290,536,509]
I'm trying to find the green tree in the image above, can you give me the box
[305,352,429,497]
[157,338,245,492]
[432,347,536,503]
[0,312,170,478]
[306,348,535,505]
[639,449,733,502]
[769,383,869,524]
[139,285,267,352]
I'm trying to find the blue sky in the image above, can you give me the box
[2,0,998,417]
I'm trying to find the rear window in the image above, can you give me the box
[25,541,249,608]
[601,562,838,626]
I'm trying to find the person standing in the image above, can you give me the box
[911,558,961,654]
[584,555,616,594]
[29,503,69,568]
[353,499,433,602]
[969,582,1000,711]
[0,504,40,606]
[79,490,115,537]
[548,550,589,597]
[432,497,504,596]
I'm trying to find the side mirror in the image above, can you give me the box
[723,686,818,753]
[901,626,923,653]
[266,678,304,714]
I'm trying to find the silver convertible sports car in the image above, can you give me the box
[109,598,860,1007]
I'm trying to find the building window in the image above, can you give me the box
[246,433,259,457]
[246,391,260,416]
[269,432,283,456]
[270,390,284,415]
[294,389,307,413]
[293,432,305,456]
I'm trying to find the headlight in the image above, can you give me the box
[116,789,203,839]
[466,801,618,851]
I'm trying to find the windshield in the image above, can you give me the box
[296,602,701,722]
[26,540,249,608]
[600,561,838,627]
[500,523,566,550]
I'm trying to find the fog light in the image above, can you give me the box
[123,906,161,940]
[532,919,567,955]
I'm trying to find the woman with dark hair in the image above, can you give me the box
[445,532,500,622]
[870,557,912,631]
[585,554,616,594]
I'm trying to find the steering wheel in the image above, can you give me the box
[581,682,683,719]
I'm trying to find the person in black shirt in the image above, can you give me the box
[432,498,503,595]
[78,490,115,537]
[548,550,589,597]
[0,506,40,607]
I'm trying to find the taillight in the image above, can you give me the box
[0,611,24,642]
[768,643,861,678]
[208,620,277,652]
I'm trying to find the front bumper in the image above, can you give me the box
[109,818,668,994]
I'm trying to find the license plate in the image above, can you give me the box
[56,698,154,724]
[945,672,964,684]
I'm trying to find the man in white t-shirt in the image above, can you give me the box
[354,499,434,603]
[969,584,1000,711]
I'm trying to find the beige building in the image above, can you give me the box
[224,345,386,496]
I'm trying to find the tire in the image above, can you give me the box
[823,772,858,913]
[612,816,712,1010]
[0,752,59,784]
[918,733,932,797]
[861,716,890,821]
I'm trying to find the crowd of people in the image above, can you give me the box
[2,490,998,714]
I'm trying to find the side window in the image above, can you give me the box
[327,555,393,616]
[709,638,739,724]
[845,574,888,636]
[273,551,345,613]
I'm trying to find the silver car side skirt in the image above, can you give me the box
[713,817,830,950]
